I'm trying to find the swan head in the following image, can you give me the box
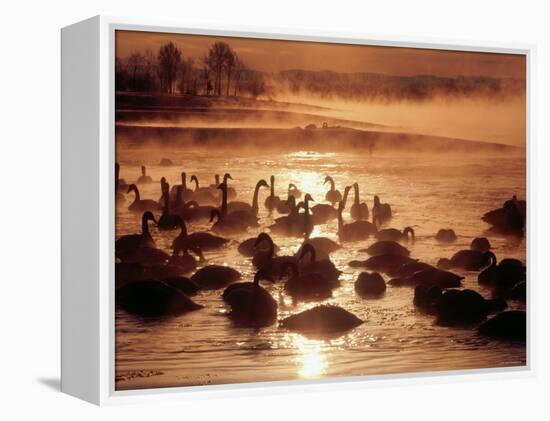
[142,211,156,224]
[323,176,332,185]
[303,193,314,203]
[299,243,316,262]
[141,165,146,175]
[223,173,232,181]
[190,175,198,183]
[257,179,269,189]
[373,195,380,206]
[254,232,273,248]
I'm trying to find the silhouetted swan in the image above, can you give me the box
[170,171,194,203]
[269,193,314,238]
[470,237,491,253]
[190,175,219,206]
[264,175,281,212]
[390,261,435,278]
[115,162,125,203]
[157,184,180,230]
[172,192,216,222]
[355,272,386,297]
[115,211,156,255]
[280,261,333,301]
[337,198,376,242]
[167,243,203,274]
[210,209,248,236]
[324,176,342,205]
[222,268,277,327]
[374,219,415,244]
[172,216,229,252]
[227,179,268,215]
[127,184,163,212]
[116,280,202,316]
[162,276,199,296]
[297,243,341,287]
[280,305,363,337]
[349,253,417,274]
[482,196,526,236]
[478,257,525,290]
[435,228,457,243]
[117,246,170,267]
[372,195,392,224]
[251,233,298,278]
[136,165,153,184]
[208,174,221,189]
[160,157,173,166]
[288,183,302,199]
[446,250,496,271]
[350,183,369,221]
[361,240,410,257]
[276,194,296,215]
[311,202,337,224]
[478,310,526,341]
[218,182,259,228]
[414,287,506,325]
[238,235,280,257]
[388,267,463,288]
[295,237,341,261]
[190,265,242,290]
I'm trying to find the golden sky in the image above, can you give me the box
[116,30,526,79]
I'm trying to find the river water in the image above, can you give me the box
[115,147,526,390]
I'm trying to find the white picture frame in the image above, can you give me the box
[61,15,535,405]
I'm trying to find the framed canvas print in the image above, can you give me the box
[61,16,533,405]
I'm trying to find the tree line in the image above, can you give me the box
[116,41,266,98]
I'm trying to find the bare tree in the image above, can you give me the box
[127,52,145,92]
[201,54,213,95]
[178,57,195,94]
[224,48,235,96]
[207,41,233,96]
[157,42,182,94]
[232,55,245,96]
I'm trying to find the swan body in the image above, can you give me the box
[136,165,153,184]
[448,250,495,271]
[116,280,202,316]
[362,240,410,257]
[238,236,280,257]
[172,218,229,252]
[127,184,163,212]
[324,176,342,205]
[337,196,376,242]
[390,261,435,278]
[297,243,341,287]
[471,237,491,252]
[372,195,392,224]
[280,305,363,337]
[349,254,417,273]
[162,276,200,296]
[478,310,526,341]
[350,183,369,221]
[251,233,298,279]
[226,179,269,216]
[435,229,457,243]
[375,224,415,243]
[169,172,194,203]
[190,265,242,290]
[223,269,277,327]
[115,211,156,255]
[482,196,526,235]
[157,184,180,230]
[190,175,219,206]
[478,257,525,289]
[355,272,386,297]
[295,237,341,261]
[281,261,333,301]
[310,203,337,224]
[388,267,463,288]
[210,208,248,236]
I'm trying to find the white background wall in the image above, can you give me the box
[0,0,548,418]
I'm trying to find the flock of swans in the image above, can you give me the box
[115,163,527,341]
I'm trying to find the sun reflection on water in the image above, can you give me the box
[292,335,328,379]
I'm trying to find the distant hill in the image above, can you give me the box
[271,70,525,101]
